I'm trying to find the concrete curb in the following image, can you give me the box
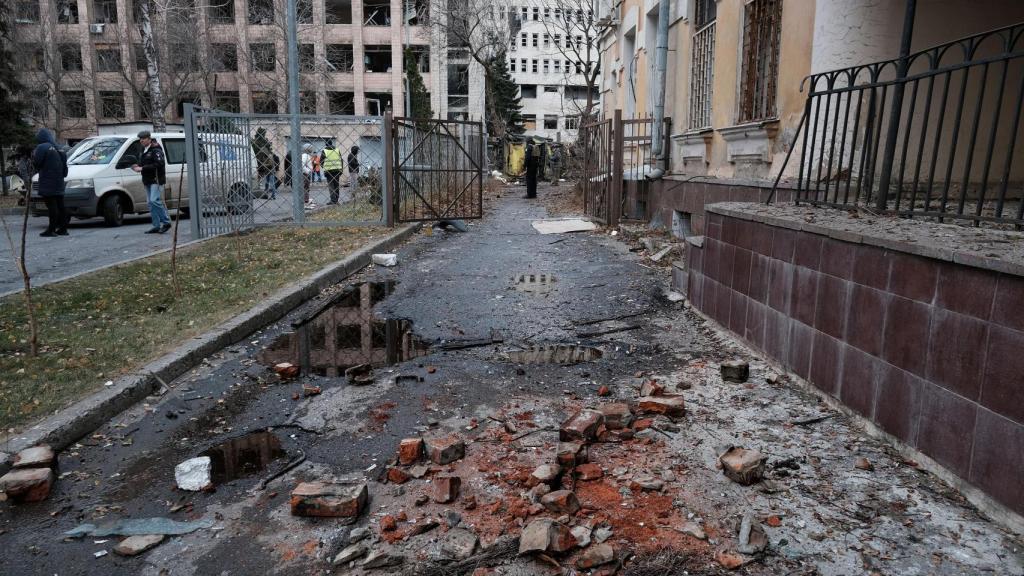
[2,223,420,455]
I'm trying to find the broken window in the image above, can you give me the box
[250,43,276,72]
[737,0,782,123]
[687,0,716,129]
[99,90,125,118]
[136,90,152,118]
[365,92,391,115]
[299,44,316,72]
[59,43,82,71]
[248,0,274,25]
[520,84,536,98]
[544,115,557,129]
[15,1,40,23]
[95,47,121,72]
[363,0,390,26]
[252,91,278,114]
[326,44,354,72]
[55,0,78,23]
[325,0,351,23]
[300,91,316,114]
[61,90,86,118]
[364,45,392,73]
[447,62,469,96]
[208,0,234,24]
[170,44,199,72]
[297,0,312,23]
[92,0,117,23]
[215,91,240,112]
[211,43,238,71]
[22,44,45,71]
[544,85,558,93]
[328,91,354,115]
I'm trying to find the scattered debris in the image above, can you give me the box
[737,513,768,555]
[560,409,604,442]
[425,436,465,465]
[720,447,766,485]
[855,457,874,471]
[174,457,212,491]
[650,245,673,262]
[720,360,750,383]
[432,475,461,503]
[289,482,368,518]
[636,396,686,417]
[345,364,374,385]
[519,518,577,554]
[113,534,166,556]
[333,543,368,565]
[531,218,598,235]
[273,362,299,379]
[578,543,615,569]
[540,490,580,514]
[302,384,322,397]
[398,438,425,465]
[372,253,398,267]
[12,445,55,469]
[65,518,214,538]
[677,521,706,540]
[0,467,54,502]
[441,528,479,560]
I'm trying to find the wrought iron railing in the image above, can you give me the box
[780,22,1024,227]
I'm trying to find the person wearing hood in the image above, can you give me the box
[132,130,171,234]
[524,141,538,199]
[32,128,69,237]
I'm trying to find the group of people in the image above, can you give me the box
[258,139,360,210]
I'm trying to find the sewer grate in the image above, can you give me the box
[513,273,558,294]
[505,344,602,365]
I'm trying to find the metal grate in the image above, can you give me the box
[579,118,614,223]
[738,0,782,124]
[688,20,716,130]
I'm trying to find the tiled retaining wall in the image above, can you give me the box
[650,178,796,234]
[687,205,1024,519]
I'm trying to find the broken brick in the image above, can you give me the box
[398,438,425,465]
[855,457,874,471]
[302,384,321,396]
[720,447,766,485]
[12,445,55,469]
[597,403,633,430]
[381,515,398,532]
[765,515,782,527]
[577,543,615,569]
[540,490,580,514]
[387,467,411,484]
[519,519,554,554]
[425,436,465,465]
[0,467,53,502]
[560,410,604,442]
[575,463,603,481]
[630,476,664,492]
[640,379,665,397]
[720,360,750,383]
[556,442,587,467]
[290,482,367,518]
[432,475,461,503]
[636,395,686,417]
[530,464,561,486]
[632,418,654,431]
[597,385,611,397]
[548,521,578,552]
[274,362,299,379]
[716,551,749,569]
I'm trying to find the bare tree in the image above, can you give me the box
[530,0,601,120]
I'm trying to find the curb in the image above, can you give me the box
[2,223,420,455]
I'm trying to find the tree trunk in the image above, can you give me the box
[138,0,166,131]
[19,193,39,356]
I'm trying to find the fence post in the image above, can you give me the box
[611,109,624,228]
[875,0,917,210]
[383,112,395,226]
[183,103,202,239]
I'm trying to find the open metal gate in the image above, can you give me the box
[579,116,615,224]
[387,116,485,223]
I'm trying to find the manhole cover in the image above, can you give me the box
[505,344,602,365]
[513,273,557,294]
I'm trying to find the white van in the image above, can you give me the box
[31,132,258,226]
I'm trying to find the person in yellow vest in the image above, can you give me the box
[320,139,344,204]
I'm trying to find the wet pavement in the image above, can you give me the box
[0,187,1022,575]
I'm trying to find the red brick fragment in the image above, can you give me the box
[433,475,461,503]
[398,438,425,465]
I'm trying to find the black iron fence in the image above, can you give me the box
[785,22,1024,227]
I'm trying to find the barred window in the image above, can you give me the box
[99,90,125,118]
[737,0,782,123]
[61,90,87,118]
[687,0,716,130]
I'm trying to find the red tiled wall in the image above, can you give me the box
[650,180,796,234]
[687,211,1024,517]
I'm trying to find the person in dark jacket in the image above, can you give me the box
[32,128,69,237]
[524,141,538,199]
[346,145,360,193]
[131,130,170,233]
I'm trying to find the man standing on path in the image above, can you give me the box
[132,131,170,234]
[524,141,538,199]
[347,145,360,197]
[320,139,343,204]
[32,128,69,237]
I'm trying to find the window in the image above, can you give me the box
[523,114,536,129]
[544,85,558,93]
[553,34,560,47]
[134,43,146,71]
[163,138,187,164]
[252,91,278,114]
[520,6,527,21]
[170,45,199,72]
[531,59,537,73]
[531,7,538,20]
[543,34,549,48]
[694,0,716,28]
[211,43,237,71]
[299,44,315,72]
[15,1,40,23]
[531,34,538,48]
[136,91,152,119]
[326,44,354,72]
[328,91,355,115]
[99,90,125,118]
[61,90,87,118]
[28,91,48,119]
[250,43,275,72]
[737,0,782,123]
[553,60,561,74]
[297,0,312,23]
[23,44,45,71]
[575,61,583,74]
[209,0,234,24]
[566,115,580,130]
[215,91,240,112]
[543,7,549,19]
[542,59,549,74]
[300,92,316,114]
[688,0,717,129]
[521,33,527,47]
[363,0,390,25]
[543,115,557,129]
[325,0,352,23]
[248,0,274,24]
[364,45,392,73]
[92,0,117,22]
[365,92,392,115]
[95,47,121,72]
[520,84,536,98]
[55,0,78,23]
[520,58,526,72]
[59,44,82,71]
[510,59,516,72]
[175,93,200,118]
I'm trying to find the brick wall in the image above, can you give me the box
[687,208,1024,518]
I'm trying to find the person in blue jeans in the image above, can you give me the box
[132,131,171,233]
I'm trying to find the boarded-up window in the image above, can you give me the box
[738,0,782,123]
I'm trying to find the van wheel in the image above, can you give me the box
[101,195,124,227]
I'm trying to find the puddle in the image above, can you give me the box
[200,432,286,484]
[513,273,557,294]
[259,281,430,377]
[505,344,603,365]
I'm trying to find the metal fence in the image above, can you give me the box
[184,105,387,238]
[688,19,716,130]
[785,22,1024,227]
[579,116,614,223]
[390,117,485,222]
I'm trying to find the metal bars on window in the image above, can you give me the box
[738,0,782,123]
[688,20,716,130]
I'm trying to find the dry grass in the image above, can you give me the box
[0,225,383,431]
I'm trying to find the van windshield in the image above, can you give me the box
[67,137,128,165]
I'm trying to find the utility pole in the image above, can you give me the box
[286,0,304,222]
[404,0,412,117]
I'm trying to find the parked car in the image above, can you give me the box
[30,132,257,226]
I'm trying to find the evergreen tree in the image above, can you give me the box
[0,4,34,153]
[404,49,433,120]
[485,52,524,138]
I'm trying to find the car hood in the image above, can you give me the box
[32,163,107,182]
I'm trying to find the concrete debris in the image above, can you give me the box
[531,218,598,235]
[540,490,580,514]
[720,447,766,485]
[112,534,165,556]
[677,521,706,540]
[361,548,404,569]
[577,543,615,569]
[559,409,604,442]
[290,482,368,518]
[409,464,430,479]
[398,438,425,465]
[333,543,368,565]
[636,395,686,417]
[432,475,461,503]
[530,464,561,486]
[737,513,768,555]
[443,510,462,528]
[410,518,440,536]
[345,363,374,385]
[0,467,54,502]
[720,360,750,383]
[425,436,465,465]
[371,253,398,267]
[630,475,665,492]
[519,518,577,554]
[174,457,212,491]
[348,526,371,543]
[13,445,55,469]
[570,525,592,548]
[855,457,874,471]
[650,245,673,262]
[556,442,587,467]
[441,528,479,560]
[529,483,552,503]
[593,526,613,544]
[302,384,322,396]
[639,379,665,397]
[65,518,214,538]
[598,402,633,430]
[575,463,603,481]
[666,290,685,302]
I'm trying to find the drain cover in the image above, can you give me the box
[506,344,602,365]
[514,273,557,294]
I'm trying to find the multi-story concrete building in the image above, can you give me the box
[506,0,599,142]
[9,0,486,142]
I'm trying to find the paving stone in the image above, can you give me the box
[13,445,55,469]
[636,395,686,417]
[0,467,53,502]
[721,360,750,383]
[575,463,603,481]
[560,409,604,442]
[425,437,465,465]
[432,475,461,503]
[540,490,580,514]
[577,543,615,569]
[112,534,165,556]
[720,447,766,485]
[290,482,368,518]
[598,403,633,430]
[398,438,424,465]
[441,528,479,560]
[332,543,368,565]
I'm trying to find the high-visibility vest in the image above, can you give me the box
[322,148,343,171]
